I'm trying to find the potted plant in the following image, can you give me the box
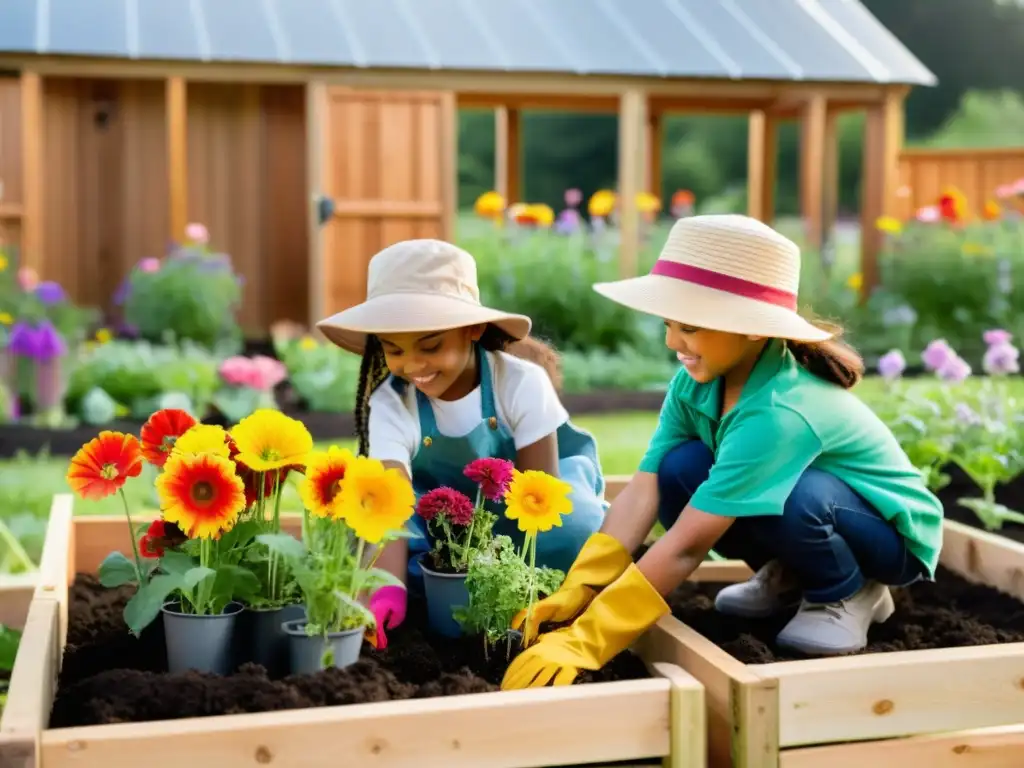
[262,449,415,674]
[416,458,508,637]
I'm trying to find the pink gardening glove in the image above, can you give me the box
[366,585,407,649]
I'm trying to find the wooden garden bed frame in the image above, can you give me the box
[0,494,709,768]
[644,516,1024,767]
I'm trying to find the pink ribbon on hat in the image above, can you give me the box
[650,259,798,311]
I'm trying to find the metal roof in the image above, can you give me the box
[0,0,937,86]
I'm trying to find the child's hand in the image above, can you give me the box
[365,585,407,649]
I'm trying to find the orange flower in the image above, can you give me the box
[67,432,144,500]
[156,453,246,539]
[983,200,1002,221]
[672,190,695,207]
[140,409,198,468]
[938,187,966,224]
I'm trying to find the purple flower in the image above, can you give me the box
[921,339,955,372]
[564,188,583,208]
[937,354,972,383]
[7,320,66,361]
[955,402,982,427]
[983,329,1012,346]
[35,281,66,305]
[554,209,581,235]
[877,350,906,380]
[983,341,1020,376]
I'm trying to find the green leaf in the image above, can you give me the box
[361,567,405,592]
[212,564,261,603]
[219,518,263,551]
[334,591,374,630]
[0,626,22,671]
[255,532,306,560]
[159,550,198,577]
[182,566,216,590]
[97,551,138,588]
[124,574,183,635]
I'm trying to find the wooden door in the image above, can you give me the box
[311,88,456,324]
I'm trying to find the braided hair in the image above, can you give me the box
[353,326,562,457]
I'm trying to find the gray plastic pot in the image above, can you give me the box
[417,554,469,638]
[162,600,243,674]
[234,603,306,678]
[282,619,363,675]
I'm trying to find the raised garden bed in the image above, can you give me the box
[0,497,707,768]
[641,515,1024,767]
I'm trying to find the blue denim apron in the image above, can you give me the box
[399,347,607,588]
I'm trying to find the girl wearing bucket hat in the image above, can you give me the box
[316,238,608,647]
[502,214,944,689]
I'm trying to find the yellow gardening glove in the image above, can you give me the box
[501,563,669,690]
[512,532,633,645]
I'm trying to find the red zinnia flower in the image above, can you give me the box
[66,431,144,501]
[416,487,474,526]
[464,457,515,502]
[140,409,198,468]
[140,519,166,558]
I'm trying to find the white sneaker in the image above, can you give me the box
[714,560,801,618]
[775,581,895,656]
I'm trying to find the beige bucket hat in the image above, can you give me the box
[316,239,532,355]
[593,214,831,342]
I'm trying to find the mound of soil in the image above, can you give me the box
[668,565,1024,664]
[49,576,650,728]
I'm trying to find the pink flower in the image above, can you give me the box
[916,205,940,223]
[185,222,209,245]
[139,257,161,273]
[1013,178,1024,196]
[983,329,1013,347]
[17,267,38,292]
[983,341,1020,376]
[564,188,583,207]
[464,457,515,502]
[996,184,1016,200]
[219,356,253,387]
[249,355,287,391]
[921,339,955,372]
[938,354,972,383]
[417,487,474,526]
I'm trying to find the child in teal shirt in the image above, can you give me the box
[502,215,943,689]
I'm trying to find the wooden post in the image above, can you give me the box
[646,111,663,200]
[747,110,778,223]
[166,77,188,243]
[20,71,43,271]
[439,92,457,243]
[821,109,840,255]
[799,94,828,251]
[306,82,327,331]
[618,89,647,279]
[494,107,521,202]
[859,89,905,300]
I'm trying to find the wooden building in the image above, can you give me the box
[0,0,934,334]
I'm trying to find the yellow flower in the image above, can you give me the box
[157,452,245,539]
[334,456,415,544]
[875,216,902,235]
[846,273,863,292]
[474,191,506,219]
[636,192,661,214]
[0,254,7,271]
[230,409,312,472]
[0,312,12,326]
[172,424,231,458]
[503,469,573,536]
[514,203,555,228]
[300,446,355,519]
[588,190,616,218]
[95,328,112,344]
[299,336,318,351]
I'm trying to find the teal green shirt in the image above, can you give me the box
[639,340,944,576]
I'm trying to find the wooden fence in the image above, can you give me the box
[895,146,1024,220]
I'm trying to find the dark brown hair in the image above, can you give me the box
[786,318,865,390]
[354,326,561,456]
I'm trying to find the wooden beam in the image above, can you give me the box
[460,93,617,112]
[859,90,904,299]
[747,110,778,223]
[646,111,663,200]
[165,76,187,242]
[799,94,828,250]
[494,107,521,203]
[19,70,43,271]
[617,89,647,279]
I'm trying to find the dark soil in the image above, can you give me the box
[49,575,650,728]
[667,564,1024,664]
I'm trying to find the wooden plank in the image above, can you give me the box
[617,89,646,279]
[494,107,521,203]
[747,111,777,224]
[859,88,904,298]
[41,680,671,768]
[798,94,827,250]
[33,495,73,653]
[437,91,457,243]
[0,575,36,631]
[18,71,42,272]
[650,663,706,768]
[165,77,187,242]
[939,519,1024,601]
[779,724,1024,768]
[305,80,327,332]
[646,112,663,201]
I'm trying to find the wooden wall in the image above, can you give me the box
[896,147,1024,220]
[186,83,308,333]
[318,89,455,317]
[0,77,24,256]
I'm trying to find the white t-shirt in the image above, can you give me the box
[368,350,569,475]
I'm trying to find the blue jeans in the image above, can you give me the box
[656,441,927,603]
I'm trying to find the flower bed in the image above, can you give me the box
[0,503,708,768]
[640,512,1024,767]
